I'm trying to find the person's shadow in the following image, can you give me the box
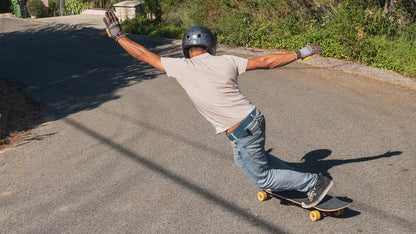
[265,149,402,219]
[268,149,402,180]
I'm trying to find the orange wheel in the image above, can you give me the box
[334,209,345,216]
[257,191,268,201]
[310,210,321,221]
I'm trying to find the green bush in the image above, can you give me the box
[10,0,20,17]
[48,0,59,16]
[121,16,186,39]
[121,16,157,35]
[121,0,416,79]
[149,25,186,39]
[27,0,47,18]
[65,0,89,15]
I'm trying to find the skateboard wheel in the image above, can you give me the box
[310,210,321,221]
[257,191,268,201]
[333,209,345,216]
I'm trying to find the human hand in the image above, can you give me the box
[103,10,125,41]
[296,45,324,60]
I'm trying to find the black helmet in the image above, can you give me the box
[182,25,217,58]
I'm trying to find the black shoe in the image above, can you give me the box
[301,173,333,208]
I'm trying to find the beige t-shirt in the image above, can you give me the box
[161,53,255,133]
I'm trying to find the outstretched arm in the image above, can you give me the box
[118,37,165,71]
[246,45,323,71]
[103,10,165,72]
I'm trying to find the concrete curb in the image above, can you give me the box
[81,9,106,16]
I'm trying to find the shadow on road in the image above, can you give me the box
[283,149,402,179]
[1,23,287,231]
[1,23,286,231]
[0,24,180,121]
[265,148,402,180]
[63,117,285,233]
[265,149,403,220]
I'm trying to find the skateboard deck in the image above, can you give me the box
[257,190,351,221]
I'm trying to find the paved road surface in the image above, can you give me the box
[1,15,416,233]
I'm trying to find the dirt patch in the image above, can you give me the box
[0,79,43,149]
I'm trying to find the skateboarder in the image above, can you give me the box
[104,10,332,208]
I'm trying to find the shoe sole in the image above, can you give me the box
[301,180,333,208]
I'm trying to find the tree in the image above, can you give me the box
[144,0,162,21]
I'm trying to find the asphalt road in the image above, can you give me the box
[1,15,416,233]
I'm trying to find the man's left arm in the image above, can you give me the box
[246,45,323,71]
[118,37,165,72]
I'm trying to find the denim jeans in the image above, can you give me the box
[228,109,317,192]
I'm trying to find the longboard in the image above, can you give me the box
[257,190,351,221]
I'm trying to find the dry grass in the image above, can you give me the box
[0,79,42,149]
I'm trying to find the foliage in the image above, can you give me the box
[10,0,19,16]
[27,0,47,18]
[48,0,59,17]
[121,16,157,35]
[148,25,186,38]
[123,0,416,78]
[121,16,186,39]
[65,0,89,15]
[105,0,124,10]
[143,0,162,21]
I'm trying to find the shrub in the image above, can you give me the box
[48,0,59,17]
[122,0,416,79]
[149,25,186,39]
[10,0,20,17]
[27,0,47,18]
[121,16,186,39]
[65,0,89,15]
[121,16,157,35]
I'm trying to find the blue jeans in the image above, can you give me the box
[228,109,317,192]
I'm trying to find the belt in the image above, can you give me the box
[227,108,258,141]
